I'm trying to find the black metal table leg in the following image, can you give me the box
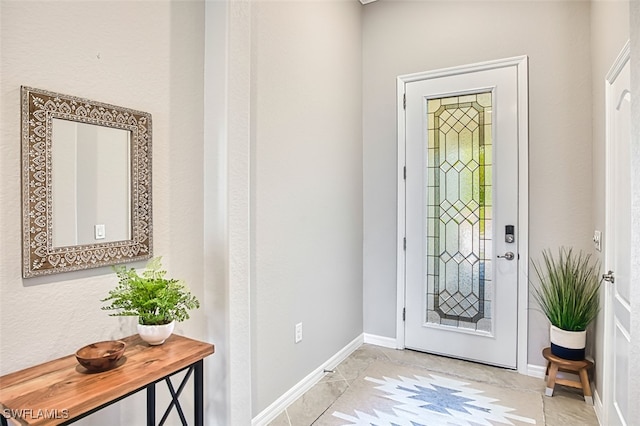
[153,363,202,426]
[147,382,156,426]
[195,360,204,426]
[160,367,193,426]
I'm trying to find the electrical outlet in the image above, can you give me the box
[593,230,602,252]
[295,323,303,343]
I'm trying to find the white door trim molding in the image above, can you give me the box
[396,56,529,373]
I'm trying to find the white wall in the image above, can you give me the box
[588,0,629,403]
[0,0,207,423]
[362,0,593,367]
[203,0,254,423]
[250,0,363,415]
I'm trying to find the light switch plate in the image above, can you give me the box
[593,230,602,252]
[95,224,106,240]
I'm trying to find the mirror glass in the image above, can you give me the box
[22,87,153,277]
[51,119,132,247]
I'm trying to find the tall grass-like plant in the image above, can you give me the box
[531,248,602,331]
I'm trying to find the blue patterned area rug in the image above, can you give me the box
[315,360,543,426]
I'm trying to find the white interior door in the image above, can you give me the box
[401,58,527,368]
[604,41,631,426]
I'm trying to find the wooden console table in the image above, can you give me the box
[0,334,214,425]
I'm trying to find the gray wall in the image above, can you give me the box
[250,0,364,415]
[0,1,207,423]
[362,0,594,367]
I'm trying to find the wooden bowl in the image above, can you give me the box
[75,340,126,372]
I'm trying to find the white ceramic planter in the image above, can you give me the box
[137,321,175,345]
[550,325,586,360]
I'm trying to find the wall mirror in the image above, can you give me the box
[21,86,153,277]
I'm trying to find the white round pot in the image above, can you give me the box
[550,325,586,360]
[137,321,175,345]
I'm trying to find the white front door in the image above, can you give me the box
[604,41,631,426]
[400,58,528,368]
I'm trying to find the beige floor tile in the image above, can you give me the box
[379,347,555,396]
[267,410,291,426]
[319,368,347,384]
[334,344,387,383]
[285,379,350,425]
[268,345,599,425]
[543,386,598,425]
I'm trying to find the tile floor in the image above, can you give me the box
[268,344,599,426]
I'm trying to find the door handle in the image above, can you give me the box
[602,271,615,283]
[497,252,515,261]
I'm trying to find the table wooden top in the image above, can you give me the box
[0,334,214,425]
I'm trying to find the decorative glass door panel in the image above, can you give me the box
[426,93,492,334]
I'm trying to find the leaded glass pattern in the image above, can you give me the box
[425,92,492,332]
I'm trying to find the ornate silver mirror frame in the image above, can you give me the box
[21,86,153,277]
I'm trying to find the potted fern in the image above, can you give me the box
[102,257,200,345]
[531,247,602,360]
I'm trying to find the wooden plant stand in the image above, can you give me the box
[542,347,594,405]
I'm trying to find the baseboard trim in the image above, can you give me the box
[251,334,364,426]
[363,333,397,349]
[593,388,604,424]
[526,363,547,379]
[526,363,583,381]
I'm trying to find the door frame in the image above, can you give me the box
[602,39,630,425]
[395,56,529,373]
